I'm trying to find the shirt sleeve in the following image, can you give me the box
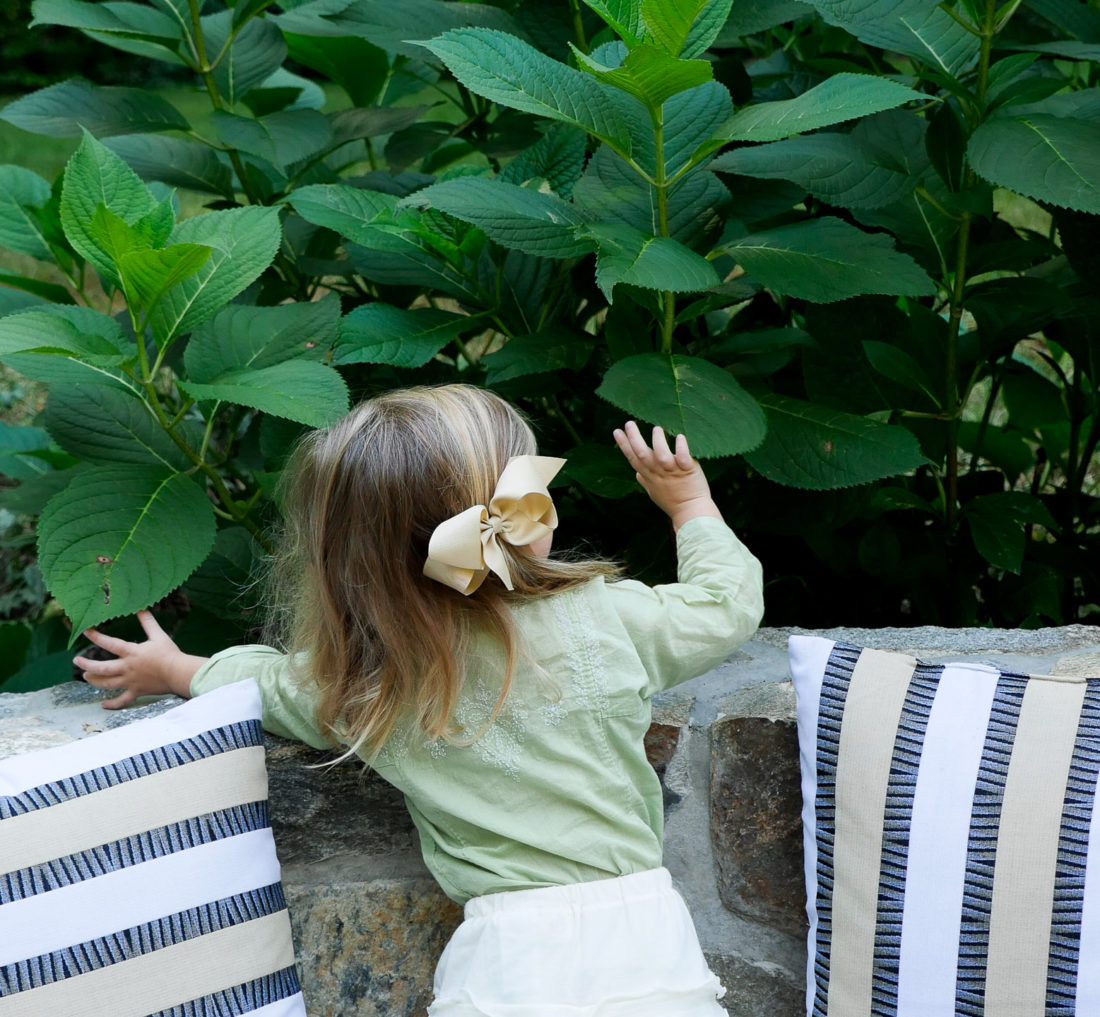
[604,516,764,695]
[189,644,333,749]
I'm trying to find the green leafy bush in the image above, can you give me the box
[0,0,1097,689]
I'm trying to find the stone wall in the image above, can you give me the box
[4,626,1100,1016]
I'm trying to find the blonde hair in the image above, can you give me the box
[267,384,617,764]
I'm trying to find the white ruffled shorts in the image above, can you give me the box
[427,867,727,1017]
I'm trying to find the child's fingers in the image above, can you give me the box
[83,628,134,656]
[650,426,674,464]
[101,689,139,711]
[137,609,166,641]
[674,432,695,468]
[82,672,129,689]
[613,427,641,470]
[74,655,124,677]
[621,421,653,463]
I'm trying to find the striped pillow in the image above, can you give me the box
[789,635,1100,1017]
[0,679,305,1017]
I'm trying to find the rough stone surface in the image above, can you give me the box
[285,877,461,1017]
[711,684,804,937]
[1052,648,1100,678]
[264,739,418,863]
[758,624,1100,654]
[705,950,803,1017]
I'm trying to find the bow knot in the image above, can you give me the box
[424,455,566,595]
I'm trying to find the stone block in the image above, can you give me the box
[706,951,803,1017]
[264,738,418,862]
[711,683,805,937]
[286,877,461,1017]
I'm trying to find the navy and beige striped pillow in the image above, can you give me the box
[790,635,1100,1017]
[0,679,305,1017]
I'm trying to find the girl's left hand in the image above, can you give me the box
[75,610,208,709]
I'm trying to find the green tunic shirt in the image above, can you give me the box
[190,516,763,904]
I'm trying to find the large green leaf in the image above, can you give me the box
[185,294,340,380]
[420,29,632,151]
[743,393,928,489]
[335,303,471,368]
[86,200,174,289]
[640,0,709,56]
[718,0,815,37]
[0,305,128,365]
[800,0,979,75]
[0,422,52,481]
[324,0,521,60]
[283,32,388,108]
[500,124,588,197]
[681,0,734,57]
[483,327,592,384]
[30,0,183,47]
[575,145,729,246]
[179,361,349,426]
[0,306,138,392]
[148,206,282,343]
[401,178,593,259]
[0,79,189,139]
[105,135,235,198]
[329,106,430,146]
[720,74,925,142]
[968,114,1100,214]
[37,465,216,636]
[289,184,399,244]
[596,352,767,458]
[181,526,260,616]
[572,44,713,111]
[203,12,287,105]
[60,132,159,284]
[713,110,924,209]
[211,109,334,169]
[723,218,936,302]
[119,244,213,317]
[582,0,646,43]
[0,166,53,259]
[964,491,1058,573]
[44,384,191,469]
[584,222,720,300]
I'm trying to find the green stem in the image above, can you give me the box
[568,0,589,54]
[550,393,585,447]
[653,107,676,355]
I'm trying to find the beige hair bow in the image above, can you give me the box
[423,455,566,595]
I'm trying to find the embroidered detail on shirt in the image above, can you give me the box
[426,738,448,759]
[542,701,568,726]
[552,591,610,716]
[452,675,528,781]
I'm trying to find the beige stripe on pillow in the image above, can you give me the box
[827,649,916,1017]
[984,676,1085,1015]
[0,909,296,1017]
[0,747,267,874]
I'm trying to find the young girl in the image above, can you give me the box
[76,384,764,1017]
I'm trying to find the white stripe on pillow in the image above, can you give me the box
[0,680,262,794]
[895,663,997,1014]
[3,827,280,963]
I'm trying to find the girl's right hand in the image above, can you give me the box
[75,609,208,709]
[613,421,725,531]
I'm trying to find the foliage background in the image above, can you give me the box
[0,0,1097,691]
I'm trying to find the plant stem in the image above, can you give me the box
[568,0,589,54]
[653,106,676,355]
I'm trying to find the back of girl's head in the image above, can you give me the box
[270,384,613,762]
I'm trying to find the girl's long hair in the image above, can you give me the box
[266,384,617,764]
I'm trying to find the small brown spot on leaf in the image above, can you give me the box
[822,440,835,454]
[96,555,113,565]
[305,340,317,349]
[102,582,110,605]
